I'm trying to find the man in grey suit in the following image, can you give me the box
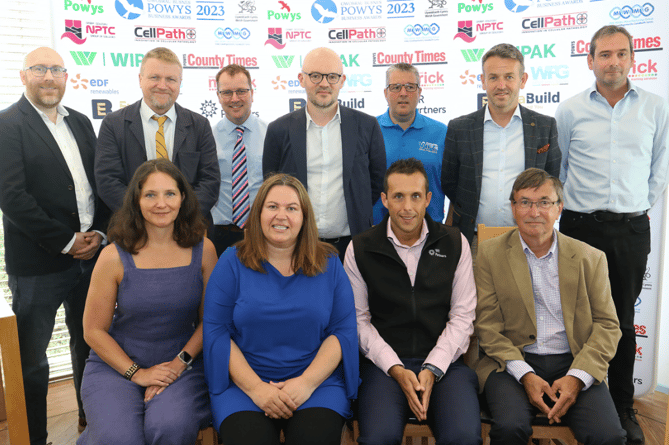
[441,44,561,247]
[263,47,386,259]
[95,47,219,217]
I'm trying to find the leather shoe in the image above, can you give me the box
[78,416,87,433]
[619,408,644,444]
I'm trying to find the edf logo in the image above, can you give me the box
[345,74,372,87]
[90,79,109,87]
[531,65,569,80]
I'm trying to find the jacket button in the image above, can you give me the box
[529,335,536,340]
[68,185,74,191]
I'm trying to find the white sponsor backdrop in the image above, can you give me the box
[52,0,667,396]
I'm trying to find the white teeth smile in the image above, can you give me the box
[273,225,288,230]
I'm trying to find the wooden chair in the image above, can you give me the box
[0,297,30,444]
[477,224,582,445]
[195,425,217,445]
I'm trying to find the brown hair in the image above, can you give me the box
[482,43,525,75]
[215,64,253,89]
[383,158,429,194]
[509,168,564,203]
[236,174,336,276]
[140,47,182,74]
[108,159,206,253]
[589,25,634,57]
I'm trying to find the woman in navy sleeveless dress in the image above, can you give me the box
[78,160,218,445]
[204,174,359,445]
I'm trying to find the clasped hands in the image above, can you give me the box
[129,357,188,402]
[249,376,318,419]
[389,365,435,422]
[520,373,584,424]
[68,231,103,260]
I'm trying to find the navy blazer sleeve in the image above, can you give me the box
[368,119,385,205]
[186,116,220,216]
[95,114,129,212]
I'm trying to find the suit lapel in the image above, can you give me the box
[473,107,486,195]
[128,101,147,154]
[64,113,95,189]
[19,97,72,180]
[173,103,189,159]
[340,106,354,189]
[557,233,578,343]
[520,105,538,168]
[506,232,537,330]
[289,109,308,189]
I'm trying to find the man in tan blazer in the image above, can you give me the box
[475,168,626,445]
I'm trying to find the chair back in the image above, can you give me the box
[477,224,515,244]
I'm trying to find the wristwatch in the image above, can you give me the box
[421,363,444,382]
[178,351,193,370]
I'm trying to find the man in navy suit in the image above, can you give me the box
[95,47,219,217]
[441,43,561,248]
[0,47,109,445]
[262,47,386,259]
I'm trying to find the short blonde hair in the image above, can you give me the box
[140,47,182,73]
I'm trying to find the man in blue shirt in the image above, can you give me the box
[374,63,448,224]
[210,64,267,256]
[556,25,669,445]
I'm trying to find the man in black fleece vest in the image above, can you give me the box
[344,158,481,445]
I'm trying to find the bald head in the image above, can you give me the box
[301,47,343,73]
[298,47,346,114]
[20,47,68,113]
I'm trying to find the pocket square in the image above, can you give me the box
[537,144,549,154]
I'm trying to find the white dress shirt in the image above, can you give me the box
[140,99,177,161]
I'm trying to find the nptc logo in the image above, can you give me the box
[454,21,475,42]
[62,20,87,44]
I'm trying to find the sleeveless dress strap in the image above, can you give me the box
[190,239,204,272]
[114,243,136,270]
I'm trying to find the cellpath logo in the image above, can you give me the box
[134,26,196,43]
[328,27,386,43]
[268,1,302,21]
[272,55,296,68]
[372,51,446,66]
[265,28,286,49]
[454,20,475,42]
[62,20,87,44]
[458,0,493,13]
[461,48,485,62]
[65,0,104,15]
[570,36,662,56]
[521,12,587,33]
[70,51,97,66]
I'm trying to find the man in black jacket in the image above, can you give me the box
[0,47,108,445]
[344,158,481,445]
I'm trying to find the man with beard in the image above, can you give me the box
[0,47,109,444]
[95,47,219,219]
[556,25,669,444]
[441,43,561,252]
[262,47,386,260]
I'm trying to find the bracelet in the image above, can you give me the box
[124,362,140,380]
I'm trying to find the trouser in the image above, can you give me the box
[9,257,96,445]
[560,209,650,408]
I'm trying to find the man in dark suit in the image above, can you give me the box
[475,168,625,445]
[442,43,561,247]
[0,47,108,445]
[95,47,219,217]
[263,47,386,259]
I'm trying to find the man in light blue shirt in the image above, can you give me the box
[210,64,267,256]
[556,25,669,445]
[374,63,447,224]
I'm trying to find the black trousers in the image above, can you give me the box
[484,353,625,445]
[560,210,650,408]
[210,224,244,257]
[219,407,344,445]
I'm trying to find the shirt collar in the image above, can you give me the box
[519,229,558,260]
[484,103,522,125]
[588,80,638,101]
[305,105,341,130]
[140,98,177,124]
[378,108,424,130]
[386,217,429,248]
[222,113,254,134]
[25,94,68,120]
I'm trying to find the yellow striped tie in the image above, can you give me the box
[151,115,169,159]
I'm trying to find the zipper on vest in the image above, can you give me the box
[411,286,418,355]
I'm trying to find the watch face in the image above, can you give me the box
[180,351,192,363]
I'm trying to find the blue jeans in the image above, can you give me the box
[9,257,95,445]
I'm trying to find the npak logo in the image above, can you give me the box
[62,20,87,44]
[70,51,97,66]
[461,48,485,62]
[454,20,475,42]
[265,28,286,49]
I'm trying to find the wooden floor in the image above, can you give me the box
[0,379,666,445]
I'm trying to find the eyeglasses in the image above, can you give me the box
[218,88,251,98]
[25,65,67,78]
[513,199,559,210]
[302,72,342,85]
[386,83,419,93]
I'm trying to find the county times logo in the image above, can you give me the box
[200,100,218,118]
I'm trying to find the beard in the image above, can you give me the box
[27,81,65,109]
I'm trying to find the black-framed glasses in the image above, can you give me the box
[217,88,251,98]
[387,83,419,93]
[25,65,67,78]
[302,72,342,85]
[513,199,559,210]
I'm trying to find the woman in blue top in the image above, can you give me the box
[203,173,358,445]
